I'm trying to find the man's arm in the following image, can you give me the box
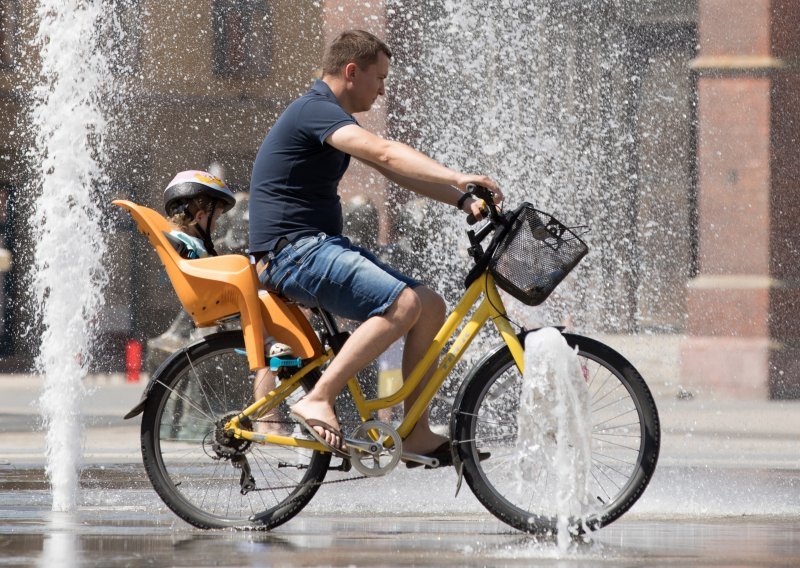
[358,158,466,207]
[327,124,502,211]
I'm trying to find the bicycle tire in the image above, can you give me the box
[452,331,660,534]
[140,330,331,530]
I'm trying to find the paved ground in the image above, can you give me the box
[2,342,800,566]
[3,361,799,471]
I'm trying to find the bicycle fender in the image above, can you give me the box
[123,396,147,420]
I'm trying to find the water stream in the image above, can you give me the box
[28,0,111,511]
[388,0,634,332]
[519,327,592,551]
[23,0,656,522]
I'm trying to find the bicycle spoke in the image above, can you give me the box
[593,420,641,433]
[591,381,624,409]
[593,396,635,417]
[592,452,637,470]
[185,352,225,418]
[155,378,217,424]
[455,337,658,533]
[144,334,331,529]
[589,468,613,502]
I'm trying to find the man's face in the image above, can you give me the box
[350,52,390,113]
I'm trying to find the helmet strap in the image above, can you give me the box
[195,200,219,257]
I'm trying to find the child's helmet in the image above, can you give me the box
[164,170,236,216]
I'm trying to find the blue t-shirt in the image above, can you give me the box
[249,80,358,253]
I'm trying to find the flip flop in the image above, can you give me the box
[405,441,491,469]
[290,413,349,458]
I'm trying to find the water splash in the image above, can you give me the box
[518,328,592,552]
[28,0,111,511]
[38,512,81,568]
[388,0,634,331]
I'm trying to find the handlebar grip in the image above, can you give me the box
[466,183,493,201]
[464,184,498,224]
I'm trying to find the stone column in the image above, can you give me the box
[322,1,391,244]
[682,0,800,397]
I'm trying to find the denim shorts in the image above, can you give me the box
[259,233,421,322]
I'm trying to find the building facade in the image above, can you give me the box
[0,0,797,398]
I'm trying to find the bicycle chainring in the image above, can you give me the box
[348,420,402,477]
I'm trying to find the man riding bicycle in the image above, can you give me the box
[249,29,502,463]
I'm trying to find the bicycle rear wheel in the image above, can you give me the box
[140,330,331,530]
[452,332,659,534]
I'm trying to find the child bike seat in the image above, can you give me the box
[113,200,322,370]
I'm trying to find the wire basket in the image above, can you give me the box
[489,204,588,306]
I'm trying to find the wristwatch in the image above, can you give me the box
[456,192,472,210]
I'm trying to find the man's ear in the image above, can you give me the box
[344,62,357,81]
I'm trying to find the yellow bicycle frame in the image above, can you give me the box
[115,199,524,456]
[228,272,526,452]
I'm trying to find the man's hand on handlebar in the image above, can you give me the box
[456,175,503,225]
[461,196,488,221]
[456,174,504,204]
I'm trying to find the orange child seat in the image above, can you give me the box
[113,200,322,370]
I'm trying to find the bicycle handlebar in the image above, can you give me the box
[464,183,508,261]
[465,183,501,226]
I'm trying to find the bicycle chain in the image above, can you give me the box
[246,419,372,491]
[246,471,369,492]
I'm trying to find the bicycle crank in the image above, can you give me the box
[346,420,402,477]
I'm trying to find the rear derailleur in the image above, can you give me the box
[206,412,256,495]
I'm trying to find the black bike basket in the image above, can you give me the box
[489,204,588,306]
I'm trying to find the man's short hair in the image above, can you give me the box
[322,30,392,76]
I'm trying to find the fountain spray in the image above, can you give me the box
[28,0,110,512]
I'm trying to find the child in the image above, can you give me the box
[164,170,288,435]
[164,170,236,258]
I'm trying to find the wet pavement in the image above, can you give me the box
[2,373,800,566]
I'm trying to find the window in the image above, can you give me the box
[213,0,273,78]
[0,1,18,69]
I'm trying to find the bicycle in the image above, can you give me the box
[115,185,660,534]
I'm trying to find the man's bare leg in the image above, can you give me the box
[397,286,448,454]
[290,287,422,448]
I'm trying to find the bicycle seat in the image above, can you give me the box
[113,200,322,370]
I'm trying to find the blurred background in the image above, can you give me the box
[0,0,796,402]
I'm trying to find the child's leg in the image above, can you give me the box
[252,339,296,435]
[252,367,284,434]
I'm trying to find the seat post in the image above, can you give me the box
[315,309,350,354]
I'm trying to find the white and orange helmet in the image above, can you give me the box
[163,170,236,217]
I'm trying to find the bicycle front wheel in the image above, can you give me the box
[140,330,331,530]
[452,332,660,534]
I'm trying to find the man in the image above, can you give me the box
[249,30,501,462]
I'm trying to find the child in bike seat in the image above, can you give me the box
[164,170,292,435]
[163,170,236,259]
